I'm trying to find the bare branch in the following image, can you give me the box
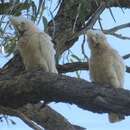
[0,107,42,130]
[57,62,89,73]
[98,17,103,31]
[1,52,130,76]
[57,61,130,74]
[111,33,130,40]
[0,103,85,130]
[72,3,81,33]
[99,23,130,40]
[0,71,130,117]
[104,23,130,33]
[19,103,85,130]
[83,1,106,30]
[81,35,89,60]
[108,7,116,23]
[17,112,43,130]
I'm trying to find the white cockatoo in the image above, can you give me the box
[86,29,125,123]
[10,16,58,73]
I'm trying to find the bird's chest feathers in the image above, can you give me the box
[89,52,112,82]
[18,34,38,54]
[18,34,42,63]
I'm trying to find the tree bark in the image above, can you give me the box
[0,70,130,116]
[47,0,130,57]
[0,103,85,130]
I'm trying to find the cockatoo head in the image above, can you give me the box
[86,29,108,50]
[10,16,38,35]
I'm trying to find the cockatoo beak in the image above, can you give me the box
[86,29,97,43]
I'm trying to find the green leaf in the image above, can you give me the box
[42,16,48,31]
[31,1,37,21]
[4,37,17,56]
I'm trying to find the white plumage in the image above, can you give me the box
[10,16,58,73]
[86,29,125,123]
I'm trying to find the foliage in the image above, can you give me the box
[0,0,48,55]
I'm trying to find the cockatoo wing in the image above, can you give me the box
[38,32,58,73]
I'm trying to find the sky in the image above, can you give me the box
[0,1,130,130]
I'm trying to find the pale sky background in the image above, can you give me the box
[1,1,130,130]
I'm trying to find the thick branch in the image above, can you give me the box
[0,71,130,115]
[57,62,89,73]
[0,103,85,130]
[1,53,130,75]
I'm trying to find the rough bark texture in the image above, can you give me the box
[0,70,130,116]
[47,0,130,57]
[0,103,85,130]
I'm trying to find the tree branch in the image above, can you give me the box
[109,0,130,8]
[57,62,89,73]
[0,103,85,130]
[99,23,130,40]
[47,0,107,57]
[47,0,130,58]
[58,62,130,73]
[1,53,130,75]
[104,23,130,33]
[0,70,130,116]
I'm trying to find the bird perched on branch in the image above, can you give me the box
[10,16,58,73]
[86,29,125,123]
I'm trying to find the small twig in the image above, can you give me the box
[72,3,81,33]
[110,33,130,40]
[85,1,106,30]
[104,23,130,33]
[57,53,130,73]
[108,7,116,22]
[49,10,56,39]
[52,0,62,13]
[98,23,130,40]
[114,0,125,14]
[98,17,103,31]
[94,0,99,6]
[81,34,89,61]
[3,115,9,125]
[49,0,53,10]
